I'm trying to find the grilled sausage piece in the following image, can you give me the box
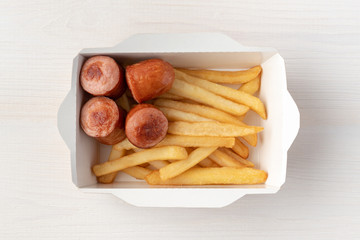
[126,59,175,103]
[125,104,168,148]
[80,56,126,99]
[81,97,126,145]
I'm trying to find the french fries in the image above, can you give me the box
[159,147,217,180]
[154,98,257,146]
[91,63,268,187]
[148,161,169,169]
[157,106,213,122]
[238,75,261,145]
[242,133,257,147]
[138,163,150,168]
[157,92,184,100]
[145,167,268,185]
[132,148,170,169]
[238,115,246,121]
[198,158,219,167]
[114,135,235,150]
[92,146,188,177]
[238,74,261,146]
[97,147,127,184]
[238,74,261,95]
[122,166,152,180]
[219,148,254,168]
[208,150,245,168]
[168,78,249,116]
[232,138,249,159]
[176,66,262,84]
[114,138,139,150]
[115,93,131,112]
[175,70,267,119]
[168,121,263,137]
[98,148,154,183]
[185,147,194,154]
[154,99,246,125]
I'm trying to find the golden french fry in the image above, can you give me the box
[220,148,254,167]
[208,150,245,168]
[176,66,262,84]
[132,148,170,169]
[159,147,217,180]
[115,93,131,112]
[148,161,169,169]
[164,136,235,148]
[168,121,263,137]
[238,74,261,95]
[154,99,258,145]
[138,163,150,168]
[114,135,235,150]
[180,99,199,104]
[238,113,258,146]
[168,79,249,116]
[175,70,266,119]
[97,172,117,184]
[145,167,268,185]
[154,99,246,125]
[242,134,257,147]
[109,148,126,160]
[238,75,261,146]
[122,166,152,180]
[92,146,188,177]
[157,106,213,122]
[232,138,249,159]
[98,149,153,183]
[185,147,194,155]
[236,111,257,146]
[97,147,127,184]
[157,92,184,100]
[238,115,246,121]
[113,138,139,150]
[198,158,219,168]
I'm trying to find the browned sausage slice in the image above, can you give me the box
[125,104,168,148]
[80,56,126,99]
[81,97,126,145]
[126,59,175,103]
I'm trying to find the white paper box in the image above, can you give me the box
[58,33,300,208]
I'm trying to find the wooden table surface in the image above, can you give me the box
[1,0,359,239]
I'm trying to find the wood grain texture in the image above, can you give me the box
[0,0,359,239]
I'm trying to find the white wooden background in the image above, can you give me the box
[1,0,359,239]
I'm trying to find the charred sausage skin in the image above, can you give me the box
[126,59,175,103]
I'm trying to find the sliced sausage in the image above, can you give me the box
[81,97,126,145]
[125,104,168,148]
[80,56,126,99]
[126,59,175,103]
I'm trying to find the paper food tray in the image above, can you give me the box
[58,33,300,208]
